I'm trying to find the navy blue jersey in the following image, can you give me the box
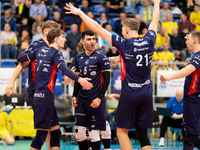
[27,39,48,94]
[184,52,200,105]
[69,57,76,69]
[75,50,110,101]
[112,30,156,95]
[27,46,66,105]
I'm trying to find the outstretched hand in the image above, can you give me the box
[64,3,81,15]
[78,77,93,89]
[152,0,161,3]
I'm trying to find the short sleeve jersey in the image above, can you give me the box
[112,30,156,95]
[0,111,10,130]
[184,52,200,104]
[75,50,110,101]
[27,46,66,105]
[27,39,48,94]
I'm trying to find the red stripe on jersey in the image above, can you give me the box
[31,59,36,82]
[118,50,126,81]
[188,68,200,95]
[48,63,58,94]
[100,71,103,88]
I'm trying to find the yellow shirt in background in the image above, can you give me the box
[158,51,175,62]
[161,21,178,35]
[152,51,158,61]
[0,111,10,130]
[190,11,200,31]
[155,33,170,47]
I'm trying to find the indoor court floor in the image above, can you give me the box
[0,140,186,150]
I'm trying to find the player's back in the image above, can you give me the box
[27,38,48,95]
[112,30,156,95]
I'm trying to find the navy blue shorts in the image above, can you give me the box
[28,92,35,110]
[183,98,200,135]
[75,98,106,131]
[116,93,153,129]
[34,104,59,129]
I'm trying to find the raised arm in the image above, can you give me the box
[65,3,112,45]
[148,0,161,34]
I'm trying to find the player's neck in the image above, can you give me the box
[85,49,94,56]
[193,45,200,53]
[126,31,138,39]
[49,43,59,50]
[42,36,49,45]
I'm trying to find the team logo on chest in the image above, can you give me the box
[85,59,89,65]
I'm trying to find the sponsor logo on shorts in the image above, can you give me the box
[34,93,45,98]
[42,68,49,72]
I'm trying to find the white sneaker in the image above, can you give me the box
[159,137,165,146]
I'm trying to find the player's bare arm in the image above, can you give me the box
[5,61,30,96]
[160,64,196,82]
[65,3,112,45]
[148,0,161,34]
[109,56,120,65]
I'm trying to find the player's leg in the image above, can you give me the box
[75,126,88,150]
[49,125,61,150]
[185,133,200,149]
[46,132,51,150]
[30,129,48,150]
[183,131,194,150]
[136,127,151,150]
[75,101,88,150]
[102,120,111,150]
[117,127,132,150]
[88,130,101,150]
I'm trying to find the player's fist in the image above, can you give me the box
[71,97,78,107]
[160,75,169,82]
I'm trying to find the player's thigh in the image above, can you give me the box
[0,130,10,140]
[75,101,87,127]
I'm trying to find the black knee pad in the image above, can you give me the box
[31,130,48,149]
[136,127,151,148]
[50,129,61,147]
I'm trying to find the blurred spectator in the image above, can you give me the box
[172,0,187,13]
[46,0,61,16]
[80,11,94,33]
[29,0,47,25]
[99,13,108,26]
[18,17,31,37]
[1,23,18,59]
[135,14,147,35]
[113,12,127,36]
[100,23,117,53]
[1,9,17,32]
[17,29,31,55]
[0,102,15,145]
[59,0,78,18]
[32,25,43,42]
[178,13,193,35]
[106,47,119,57]
[130,0,142,10]
[81,0,91,14]
[139,27,148,37]
[106,0,124,19]
[160,2,173,22]
[106,93,120,101]
[189,4,200,31]
[50,11,65,31]
[158,89,183,147]
[31,14,44,35]
[139,0,153,25]
[169,28,185,61]
[162,13,179,35]
[65,24,81,58]
[158,42,175,63]
[14,0,30,7]
[15,0,30,24]
[155,27,169,52]
[152,51,158,62]
[166,58,179,70]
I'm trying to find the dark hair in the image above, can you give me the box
[82,29,95,40]
[102,22,110,28]
[47,28,65,44]
[190,31,200,44]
